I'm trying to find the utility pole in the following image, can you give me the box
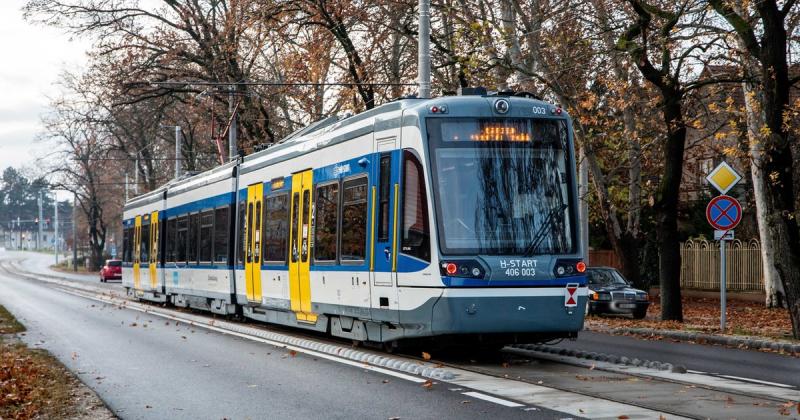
[418,0,431,99]
[72,193,78,271]
[175,125,183,178]
[229,87,238,161]
[37,191,43,251]
[54,195,59,264]
[134,157,139,195]
[16,216,20,250]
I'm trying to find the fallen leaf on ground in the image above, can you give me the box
[421,352,431,360]
[422,379,433,389]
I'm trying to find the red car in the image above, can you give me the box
[99,259,122,282]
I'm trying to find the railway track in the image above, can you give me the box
[2,257,797,419]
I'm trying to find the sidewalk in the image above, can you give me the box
[585,295,800,357]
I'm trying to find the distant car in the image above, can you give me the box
[586,267,650,319]
[99,259,122,282]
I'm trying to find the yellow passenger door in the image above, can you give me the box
[149,211,159,289]
[133,215,141,291]
[289,170,316,323]
[245,183,263,303]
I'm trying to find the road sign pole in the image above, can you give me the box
[720,237,726,331]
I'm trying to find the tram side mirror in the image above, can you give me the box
[358,158,369,167]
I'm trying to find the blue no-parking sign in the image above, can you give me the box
[705,195,742,231]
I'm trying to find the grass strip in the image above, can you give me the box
[0,304,81,419]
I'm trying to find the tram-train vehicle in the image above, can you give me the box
[122,92,588,347]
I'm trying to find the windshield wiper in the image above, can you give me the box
[524,203,568,257]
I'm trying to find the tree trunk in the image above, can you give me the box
[654,97,685,322]
[741,77,786,308]
[755,4,800,337]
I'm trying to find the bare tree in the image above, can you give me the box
[40,73,123,270]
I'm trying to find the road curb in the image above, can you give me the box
[508,343,688,373]
[589,325,800,356]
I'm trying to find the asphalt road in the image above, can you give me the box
[0,255,566,420]
[557,329,800,387]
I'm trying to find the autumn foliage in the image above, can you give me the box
[587,296,795,342]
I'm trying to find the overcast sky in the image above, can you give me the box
[0,1,91,180]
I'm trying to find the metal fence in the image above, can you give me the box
[680,238,763,291]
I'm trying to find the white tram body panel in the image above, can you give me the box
[122,95,589,343]
[161,161,237,312]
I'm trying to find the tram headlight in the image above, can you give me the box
[554,259,587,277]
[441,260,486,279]
[576,261,586,273]
[494,99,510,114]
[445,262,458,275]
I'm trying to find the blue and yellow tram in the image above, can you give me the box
[122,93,588,346]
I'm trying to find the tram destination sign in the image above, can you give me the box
[706,195,742,231]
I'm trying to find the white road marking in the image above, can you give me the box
[717,375,795,388]
[461,391,524,407]
[446,369,685,419]
[687,369,705,374]
[522,348,800,402]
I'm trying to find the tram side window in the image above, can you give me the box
[340,176,368,262]
[290,193,300,263]
[122,227,131,263]
[401,151,431,262]
[314,183,339,262]
[264,194,289,263]
[188,213,199,264]
[199,210,214,263]
[378,154,391,242]
[166,218,177,263]
[237,200,246,265]
[214,207,229,264]
[176,216,188,263]
[301,190,310,262]
[140,222,150,263]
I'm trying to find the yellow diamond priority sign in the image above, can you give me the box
[706,161,741,194]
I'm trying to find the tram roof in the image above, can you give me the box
[124,94,562,208]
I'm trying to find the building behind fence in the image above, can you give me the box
[591,239,764,292]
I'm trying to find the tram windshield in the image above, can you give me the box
[427,118,575,255]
